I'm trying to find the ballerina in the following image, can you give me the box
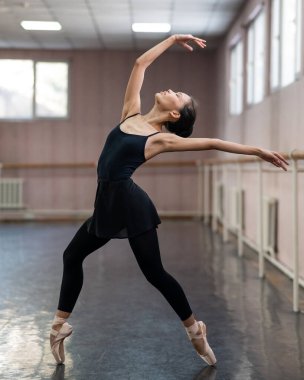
[50,33,289,366]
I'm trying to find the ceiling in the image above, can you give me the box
[0,0,246,50]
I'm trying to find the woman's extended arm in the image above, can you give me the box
[120,34,206,121]
[213,138,261,156]
[160,134,289,171]
[213,139,289,170]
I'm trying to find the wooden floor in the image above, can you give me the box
[0,219,303,380]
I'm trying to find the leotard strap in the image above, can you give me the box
[147,131,160,137]
[119,113,161,137]
[119,112,140,125]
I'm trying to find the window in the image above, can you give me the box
[0,60,69,120]
[271,0,280,88]
[247,9,265,105]
[271,0,302,89]
[35,62,69,118]
[0,60,34,119]
[230,39,243,115]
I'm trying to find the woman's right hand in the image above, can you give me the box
[258,148,289,171]
[173,34,207,51]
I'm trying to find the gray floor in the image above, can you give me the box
[0,220,303,380]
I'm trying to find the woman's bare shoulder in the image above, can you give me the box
[144,132,170,160]
[149,133,214,153]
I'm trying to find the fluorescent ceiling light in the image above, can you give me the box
[21,21,62,31]
[132,23,171,33]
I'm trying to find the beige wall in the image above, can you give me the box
[215,0,304,276]
[0,2,302,280]
[0,48,218,214]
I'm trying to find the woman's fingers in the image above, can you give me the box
[274,158,287,171]
[271,151,289,171]
[271,159,286,171]
[176,34,206,42]
[195,38,206,44]
[261,150,288,171]
[280,163,288,171]
[281,161,288,170]
[182,40,206,50]
[175,34,207,50]
[190,37,206,48]
[196,41,206,48]
[180,42,193,51]
[274,152,289,165]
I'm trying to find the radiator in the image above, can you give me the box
[0,178,24,209]
[263,196,278,257]
[229,186,245,231]
[216,182,224,220]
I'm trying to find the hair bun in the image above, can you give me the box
[165,98,196,138]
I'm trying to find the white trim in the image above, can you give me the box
[244,2,265,26]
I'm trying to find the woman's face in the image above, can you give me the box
[155,89,191,111]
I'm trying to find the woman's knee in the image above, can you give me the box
[63,245,82,267]
[144,267,168,287]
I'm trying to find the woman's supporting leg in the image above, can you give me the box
[57,219,111,314]
[128,228,193,322]
[128,228,217,362]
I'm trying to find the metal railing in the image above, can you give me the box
[0,160,201,219]
[0,151,303,311]
[201,150,304,312]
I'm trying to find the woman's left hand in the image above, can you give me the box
[174,34,207,51]
[258,149,289,171]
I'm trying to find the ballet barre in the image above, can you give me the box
[200,150,304,313]
[1,151,303,313]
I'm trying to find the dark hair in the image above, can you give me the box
[165,97,197,137]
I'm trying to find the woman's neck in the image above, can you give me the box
[141,106,167,132]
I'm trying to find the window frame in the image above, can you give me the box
[246,7,266,106]
[0,58,70,122]
[229,37,244,115]
[270,0,281,92]
[270,0,302,92]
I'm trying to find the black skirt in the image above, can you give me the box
[86,178,161,239]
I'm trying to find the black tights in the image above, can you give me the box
[57,219,193,321]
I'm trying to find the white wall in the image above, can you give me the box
[215,0,304,276]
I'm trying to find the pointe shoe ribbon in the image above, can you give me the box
[185,321,217,366]
[50,321,73,364]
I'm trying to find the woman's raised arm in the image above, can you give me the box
[120,34,206,121]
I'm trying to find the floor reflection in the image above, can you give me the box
[51,364,65,380]
[193,365,217,379]
[0,221,303,379]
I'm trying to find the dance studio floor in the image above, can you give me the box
[0,220,303,380]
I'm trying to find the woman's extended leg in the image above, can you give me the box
[128,228,217,364]
[50,218,110,363]
[128,227,193,322]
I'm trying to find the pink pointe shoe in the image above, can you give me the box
[50,317,73,364]
[185,320,217,366]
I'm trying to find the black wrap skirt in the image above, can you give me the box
[86,177,161,239]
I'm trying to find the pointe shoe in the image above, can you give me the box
[50,319,73,364]
[185,320,217,366]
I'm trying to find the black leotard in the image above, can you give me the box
[86,113,162,239]
[97,113,160,180]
